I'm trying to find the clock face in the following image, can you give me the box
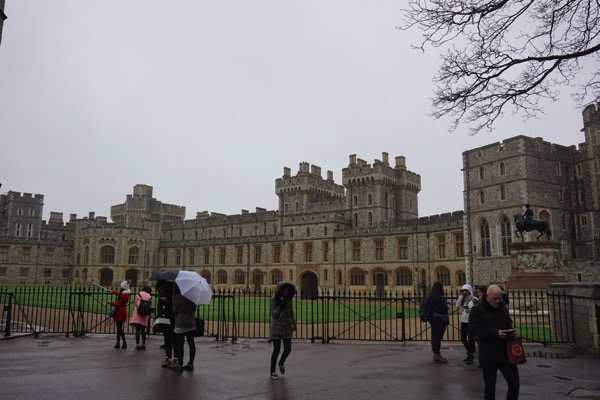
[517,253,545,269]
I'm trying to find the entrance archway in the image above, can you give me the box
[300,271,319,298]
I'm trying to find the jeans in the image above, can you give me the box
[481,361,520,400]
[270,338,291,373]
[429,318,447,353]
[174,330,196,366]
[460,322,475,356]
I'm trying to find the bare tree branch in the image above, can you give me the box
[399,0,600,134]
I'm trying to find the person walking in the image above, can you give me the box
[130,286,152,350]
[269,282,297,379]
[426,281,449,363]
[172,286,197,372]
[108,280,131,349]
[469,285,519,400]
[456,284,475,364]
[156,281,176,368]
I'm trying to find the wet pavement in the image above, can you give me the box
[1,334,599,400]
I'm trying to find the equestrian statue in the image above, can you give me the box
[513,204,551,241]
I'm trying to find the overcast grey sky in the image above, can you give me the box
[0,1,580,222]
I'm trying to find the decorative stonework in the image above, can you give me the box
[507,241,566,289]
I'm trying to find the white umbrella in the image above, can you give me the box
[175,270,213,305]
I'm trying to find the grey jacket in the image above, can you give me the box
[173,294,197,333]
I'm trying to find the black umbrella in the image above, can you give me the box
[150,269,180,282]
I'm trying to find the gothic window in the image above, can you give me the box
[349,268,365,286]
[479,190,486,204]
[479,167,485,180]
[100,246,115,264]
[368,193,372,205]
[217,270,228,285]
[353,213,358,228]
[368,212,373,226]
[128,246,140,265]
[500,216,512,256]
[270,269,283,285]
[353,195,358,207]
[234,270,245,285]
[499,186,506,201]
[499,162,506,175]
[435,266,451,286]
[395,267,412,286]
[480,220,491,257]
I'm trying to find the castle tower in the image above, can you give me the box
[0,191,44,240]
[341,152,420,228]
[111,184,186,227]
[275,163,345,215]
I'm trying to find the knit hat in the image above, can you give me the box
[121,280,130,290]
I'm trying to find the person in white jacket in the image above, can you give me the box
[456,284,476,364]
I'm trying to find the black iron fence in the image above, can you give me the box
[0,286,575,345]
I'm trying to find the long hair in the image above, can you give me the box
[427,281,444,299]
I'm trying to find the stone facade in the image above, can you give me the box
[2,106,600,290]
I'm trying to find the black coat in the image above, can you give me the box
[468,300,513,363]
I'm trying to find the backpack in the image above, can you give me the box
[419,297,432,322]
[137,294,152,316]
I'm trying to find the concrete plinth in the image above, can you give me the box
[506,241,566,289]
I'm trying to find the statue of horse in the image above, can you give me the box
[513,213,551,241]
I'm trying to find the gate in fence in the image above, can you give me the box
[0,286,575,346]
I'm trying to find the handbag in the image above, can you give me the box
[506,337,527,365]
[153,317,171,333]
[109,307,117,319]
[194,318,205,337]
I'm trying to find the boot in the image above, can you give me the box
[168,358,179,369]
[433,353,448,363]
[161,358,172,368]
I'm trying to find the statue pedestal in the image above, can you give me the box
[506,241,566,289]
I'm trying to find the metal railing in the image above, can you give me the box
[0,286,575,345]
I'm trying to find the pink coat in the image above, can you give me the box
[129,291,152,327]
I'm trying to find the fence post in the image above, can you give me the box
[4,293,12,337]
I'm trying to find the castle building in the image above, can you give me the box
[1,105,600,291]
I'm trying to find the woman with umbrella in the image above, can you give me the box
[269,282,297,380]
[172,284,198,372]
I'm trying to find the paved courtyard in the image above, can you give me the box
[1,334,599,400]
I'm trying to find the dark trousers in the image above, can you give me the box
[115,321,126,345]
[460,322,475,356]
[134,324,146,345]
[481,361,520,400]
[174,330,196,366]
[163,328,174,358]
[270,338,291,373]
[429,318,447,353]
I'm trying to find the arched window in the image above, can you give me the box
[368,212,373,226]
[499,186,506,201]
[395,267,412,286]
[349,268,365,286]
[306,228,310,237]
[435,266,451,286]
[128,246,140,265]
[234,269,245,285]
[479,190,486,204]
[200,270,211,284]
[456,271,466,286]
[353,213,358,228]
[500,216,512,256]
[284,203,289,213]
[479,167,485,180]
[216,269,228,285]
[100,246,115,264]
[270,269,283,285]
[368,193,373,205]
[353,195,358,207]
[499,162,506,175]
[289,229,294,238]
[480,219,491,257]
[295,202,299,212]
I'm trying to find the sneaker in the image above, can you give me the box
[161,358,172,368]
[270,372,279,380]
[183,364,194,371]
[278,363,285,375]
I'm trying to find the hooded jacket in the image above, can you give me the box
[130,291,152,327]
[269,282,297,339]
[456,284,473,324]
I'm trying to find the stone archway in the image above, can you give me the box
[300,271,319,298]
